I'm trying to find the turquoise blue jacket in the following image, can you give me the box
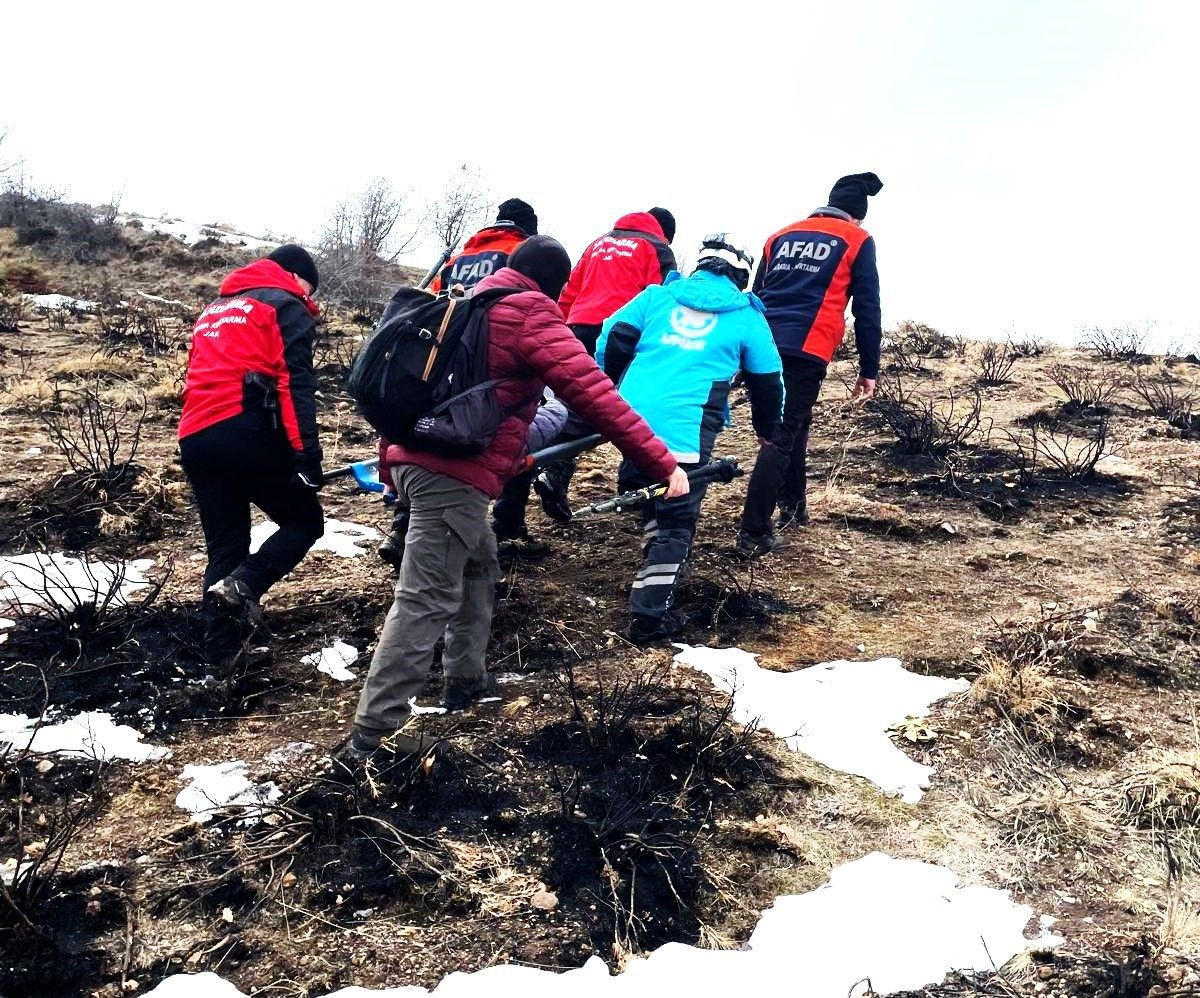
[597,269,783,462]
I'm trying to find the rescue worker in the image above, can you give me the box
[378,198,540,567]
[736,173,884,558]
[534,209,676,522]
[597,234,783,642]
[347,236,688,763]
[427,198,537,294]
[178,244,325,667]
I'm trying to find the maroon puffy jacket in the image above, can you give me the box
[381,268,677,497]
[179,259,321,462]
[558,212,676,326]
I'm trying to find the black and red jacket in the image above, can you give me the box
[753,207,882,378]
[428,223,528,294]
[558,212,676,327]
[178,259,322,462]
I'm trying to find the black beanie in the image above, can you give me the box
[267,243,319,292]
[827,173,884,220]
[496,198,538,236]
[508,235,572,300]
[647,207,675,244]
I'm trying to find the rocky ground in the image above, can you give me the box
[1,223,1199,997]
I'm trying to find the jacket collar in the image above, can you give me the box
[810,205,854,222]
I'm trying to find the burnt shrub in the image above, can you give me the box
[974,341,1016,385]
[1046,364,1126,410]
[0,184,127,263]
[874,375,985,455]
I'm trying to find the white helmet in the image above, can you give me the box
[695,233,755,289]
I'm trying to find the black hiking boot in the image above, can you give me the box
[628,610,686,646]
[206,575,264,627]
[378,509,410,570]
[378,532,405,570]
[534,461,574,524]
[734,531,788,560]
[441,672,499,710]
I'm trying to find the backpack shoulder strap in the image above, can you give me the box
[469,286,525,309]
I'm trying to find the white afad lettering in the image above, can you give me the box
[776,240,833,262]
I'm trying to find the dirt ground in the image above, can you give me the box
[2,228,1199,997]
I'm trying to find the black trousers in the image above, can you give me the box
[570,322,603,358]
[618,460,707,624]
[491,467,535,533]
[180,411,324,600]
[740,355,827,537]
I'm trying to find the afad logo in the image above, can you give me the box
[668,306,716,339]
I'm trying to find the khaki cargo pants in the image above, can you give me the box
[355,465,500,736]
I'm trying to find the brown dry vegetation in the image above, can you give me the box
[1,226,1200,997]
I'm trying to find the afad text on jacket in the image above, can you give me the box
[179,258,322,463]
[429,223,528,294]
[558,212,676,326]
[754,208,882,379]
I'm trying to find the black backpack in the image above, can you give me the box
[348,286,520,456]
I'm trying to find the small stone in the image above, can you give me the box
[35,759,54,774]
[531,889,558,912]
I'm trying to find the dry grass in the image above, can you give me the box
[1158,885,1200,952]
[966,719,1125,890]
[1120,750,1200,871]
[52,353,137,379]
[1,377,55,409]
[994,781,1115,864]
[145,358,185,407]
[970,652,1071,743]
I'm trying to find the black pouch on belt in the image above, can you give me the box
[243,371,281,430]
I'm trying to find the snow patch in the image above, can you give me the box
[116,211,278,251]
[0,552,154,611]
[673,646,968,803]
[135,290,185,307]
[250,518,381,558]
[264,742,318,768]
[145,853,1059,997]
[304,640,359,681]
[175,762,282,824]
[0,711,170,762]
[23,292,99,311]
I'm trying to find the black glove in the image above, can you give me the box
[293,452,323,491]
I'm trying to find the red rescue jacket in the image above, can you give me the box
[558,212,676,327]
[381,268,676,498]
[753,211,881,376]
[428,224,527,294]
[178,259,322,461]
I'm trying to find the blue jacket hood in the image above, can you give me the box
[667,269,765,315]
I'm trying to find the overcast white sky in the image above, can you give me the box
[3,1,1198,348]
